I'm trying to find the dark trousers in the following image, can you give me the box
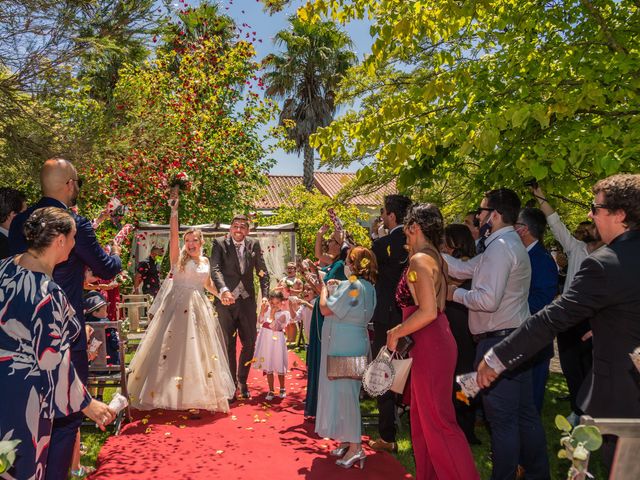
[373,323,397,442]
[476,338,550,480]
[531,357,551,414]
[45,350,88,480]
[216,296,257,387]
[557,330,593,413]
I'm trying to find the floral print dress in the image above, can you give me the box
[0,258,91,480]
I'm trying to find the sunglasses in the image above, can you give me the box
[476,207,494,214]
[67,177,84,188]
[590,202,609,215]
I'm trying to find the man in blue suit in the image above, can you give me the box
[515,207,559,412]
[9,158,122,480]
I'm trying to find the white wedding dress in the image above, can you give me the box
[127,258,235,412]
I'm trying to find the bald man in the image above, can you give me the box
[9,158,122,480]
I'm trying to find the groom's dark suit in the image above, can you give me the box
[210,234,269,388]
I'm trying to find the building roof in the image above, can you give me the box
[255,172,397,210]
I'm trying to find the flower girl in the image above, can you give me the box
[253,290,290,400]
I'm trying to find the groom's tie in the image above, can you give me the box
[235,243,245,274]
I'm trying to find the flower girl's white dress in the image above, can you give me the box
[128,258,235,412]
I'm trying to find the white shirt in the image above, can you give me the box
[0,226,8,237]
[445,226,531,335]
[525,240,538,252]
[546,212,588,293]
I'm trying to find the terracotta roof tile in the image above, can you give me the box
[255,172,396,210]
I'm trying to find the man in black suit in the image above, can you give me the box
[368,194,412,453]
[0,187,26,259]
[478,173,640,469]
[211,214,270,399]
[9,158,122,480]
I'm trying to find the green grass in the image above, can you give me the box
[80,349,606,479]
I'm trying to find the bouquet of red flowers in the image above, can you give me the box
[169,171,191,190]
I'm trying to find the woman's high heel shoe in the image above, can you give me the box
[329,445,349,457]
[335,449,366,469]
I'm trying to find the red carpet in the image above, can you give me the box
[90,350,412,479]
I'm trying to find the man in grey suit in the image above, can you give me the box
[211,214,269,399]
[478,173,640,470]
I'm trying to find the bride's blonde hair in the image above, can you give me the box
[178,228,205,271]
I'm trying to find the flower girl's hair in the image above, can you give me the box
[178,228,205,271]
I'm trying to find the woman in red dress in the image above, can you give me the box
[386,203,479,480]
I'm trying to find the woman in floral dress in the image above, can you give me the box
[0,207,114,480]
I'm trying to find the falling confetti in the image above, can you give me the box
[348,275,357,283]
[407,270,418,283]
[348,289,359,298]
[360,258,370,268]
[387,245,391,256]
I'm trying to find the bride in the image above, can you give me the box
[127,193,235,412]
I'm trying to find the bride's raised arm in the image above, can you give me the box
[169,193,180,268]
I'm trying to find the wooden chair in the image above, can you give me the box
[117,301,150,332]
[86,320,132,434]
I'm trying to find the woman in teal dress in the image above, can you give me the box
[316,247,377,470]
[304,229,346,418]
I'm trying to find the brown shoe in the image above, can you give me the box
[368,438,397,453]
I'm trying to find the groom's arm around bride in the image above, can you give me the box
[210,214,270,397]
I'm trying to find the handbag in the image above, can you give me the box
[390,355,413,394]
[362,347,395,397]
[327,355,369,380]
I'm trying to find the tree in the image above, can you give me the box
[82,33,280,224]
[262,17,357,190]
[263,185,370,260]
[301,0,639,208]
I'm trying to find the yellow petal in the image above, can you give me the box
[387,245,391,256]
[179,424,186,429]
[141,418,149,425]
[348,289,359,298]
[360,258,370,268]
[348,275,357,283]
[407,270,418,283]
[145,427,152,434]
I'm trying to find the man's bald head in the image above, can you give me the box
[40,158,80,206]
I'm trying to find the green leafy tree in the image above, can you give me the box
[262,17,357,190]
[263,185,370,260]
[83,34,280,224]
[300,0,639,207]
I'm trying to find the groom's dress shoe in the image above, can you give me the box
[239,385,251,399]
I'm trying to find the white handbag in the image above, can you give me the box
[362,347,394,397]
[390,356,413,394]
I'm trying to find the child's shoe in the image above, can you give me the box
[279,388,286,399]
[265,391,275,401]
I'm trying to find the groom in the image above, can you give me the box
[211,214,270,399]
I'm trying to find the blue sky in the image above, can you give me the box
[217,0,374,175]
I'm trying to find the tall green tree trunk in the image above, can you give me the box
[303,141,314,191]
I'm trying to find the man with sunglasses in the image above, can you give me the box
[528,184,604,423]
[479,174,640,472]
[444,188,550,480]
[9,158,122,480]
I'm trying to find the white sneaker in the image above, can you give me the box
[279,389,286,398]
[265,391,275,401]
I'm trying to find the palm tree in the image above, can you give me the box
[262,17,356,190]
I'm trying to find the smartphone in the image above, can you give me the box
[395,335,414,357]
